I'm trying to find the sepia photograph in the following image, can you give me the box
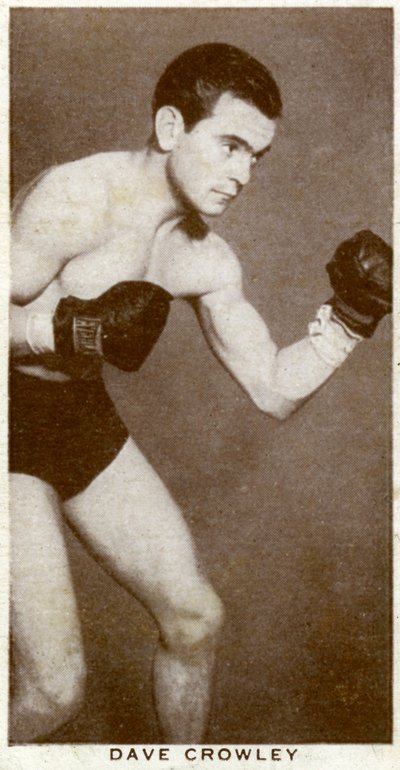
[4,3,395,768]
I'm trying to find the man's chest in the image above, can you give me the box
[57,222,222,301]
[58,229,151,298]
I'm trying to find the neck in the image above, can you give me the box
[136,145,187,224]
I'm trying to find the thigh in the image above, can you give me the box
[63,439,208,619]
[10,473,84,681]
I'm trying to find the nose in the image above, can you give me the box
[229,155,252,188]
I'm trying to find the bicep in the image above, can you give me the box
[194,285,278,380]
[11,164,107,303]
[190,240,300,417]
[11,242,65,304]
[194,287,301,418]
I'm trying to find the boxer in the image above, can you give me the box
[9,43,391,743]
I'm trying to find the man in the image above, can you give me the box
[9,43,391,743]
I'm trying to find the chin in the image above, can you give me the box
[173,183,229,218]
[196,200,229,218]
[182,200,226,219]
[203,209,226,219]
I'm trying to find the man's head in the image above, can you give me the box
[152,43,281,217]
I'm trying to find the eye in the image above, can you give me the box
[222,141,238,156]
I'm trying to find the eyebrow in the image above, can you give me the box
[221,134,272,159]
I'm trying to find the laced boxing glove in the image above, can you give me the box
[326,229,392,338]
[52,281,173,371]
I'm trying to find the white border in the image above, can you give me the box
[0,2,397,769]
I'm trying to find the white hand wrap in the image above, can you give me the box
[308,304,362,368]
[26,312,55,354]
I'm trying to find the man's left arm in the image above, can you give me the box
[193,230,392,420]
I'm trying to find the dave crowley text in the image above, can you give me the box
[109,746,299,762]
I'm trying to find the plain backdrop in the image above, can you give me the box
[10,7,392,743]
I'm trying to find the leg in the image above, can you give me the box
[9,473,86,743]
[63,439,224,742]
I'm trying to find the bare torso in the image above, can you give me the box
[12,150,240,380]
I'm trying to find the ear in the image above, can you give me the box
[154,106,185,152]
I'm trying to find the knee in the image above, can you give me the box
[38,650,87,723]
[10,652,87,742]
[10,648,87,742]
[161,585,224,659]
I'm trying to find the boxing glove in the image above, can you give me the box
[53,281,173,371]
[326,229,392,338]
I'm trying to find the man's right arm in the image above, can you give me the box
[10,162,108,358]
[10,163,173,371]
[10,239,66,358]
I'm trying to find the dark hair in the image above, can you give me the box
[152,43,282,129]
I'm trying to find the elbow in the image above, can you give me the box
[264,395,309,421]
[252,390,299,421]
[264,401,298,421]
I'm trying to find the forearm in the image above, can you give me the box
[271,338,334,406]
[270,307,360,405]
[253,306,360,419]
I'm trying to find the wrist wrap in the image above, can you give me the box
[308,304,361,368]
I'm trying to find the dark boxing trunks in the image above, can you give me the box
[9,368,128,500]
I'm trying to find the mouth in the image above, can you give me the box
[213,190,236,202]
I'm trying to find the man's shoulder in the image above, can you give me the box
[180,214,239,261]
[205,232,241,281]
[14,152,138,223]
[12,152,137,244]
[174,216,242,294]
[43,151,135,187]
